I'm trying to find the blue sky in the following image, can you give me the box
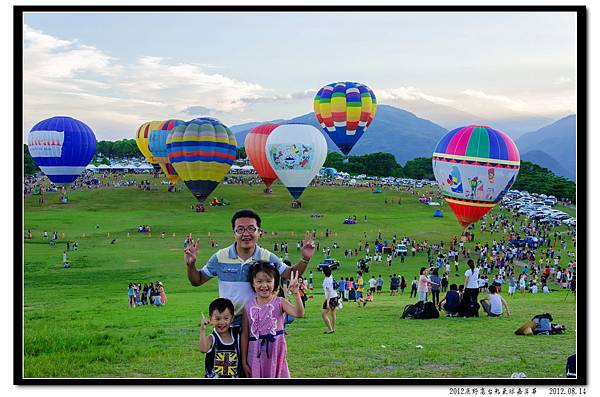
[22,11,577,140]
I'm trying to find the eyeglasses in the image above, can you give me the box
[234,226,258,234]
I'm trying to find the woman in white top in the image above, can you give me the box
[463,259,480,316]
[321,266,339,334]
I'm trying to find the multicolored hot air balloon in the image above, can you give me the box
[245,123,279,191]
[27,116,97,185]
[167,118,237,203]
[265,124,327,201]
[148,119,185,184]
[314,81,377,157]
[135,120,163,172]
[432,125,520,228]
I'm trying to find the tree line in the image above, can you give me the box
[22,144,576,202]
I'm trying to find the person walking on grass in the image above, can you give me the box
[410,276,418,298]
[184,209,315,328]
[321,265,339,334]
[429,268,441,306]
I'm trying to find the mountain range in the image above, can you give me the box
[231,106,576,181]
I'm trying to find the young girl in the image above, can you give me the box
[241,261,304,378]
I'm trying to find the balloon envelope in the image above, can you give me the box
[27,116,97,185]
[432,125,520,228]
[314,81,377,156]
[245,123,279,189]
[135,121,163,171]
[149,119,185,184]
[167,118,237,203]
[265,124,327,200]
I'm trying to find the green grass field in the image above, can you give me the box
[23,177,577,378]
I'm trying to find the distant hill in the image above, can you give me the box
[520,150,574,180]
[382,97,553,138]
[516,115,576,181]
[233,104,448,165]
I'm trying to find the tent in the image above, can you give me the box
[373,188,382,193]
[433,209,443,217]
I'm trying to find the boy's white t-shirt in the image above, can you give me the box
[489,294,502,315]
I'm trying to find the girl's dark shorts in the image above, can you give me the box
[323,297,339,310]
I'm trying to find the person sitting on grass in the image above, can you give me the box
[153,290,162,306]
[438,283,461,316]
[479,285,510,317]
[199,298,243,378]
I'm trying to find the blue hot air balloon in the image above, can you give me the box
[27,116,97,185]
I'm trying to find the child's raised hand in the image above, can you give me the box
[288,270,300,294]
[199,312,211,330]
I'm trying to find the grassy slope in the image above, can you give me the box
[23,178,577,378]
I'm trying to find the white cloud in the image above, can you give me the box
[377,87,454,106]
[22,25,272,140]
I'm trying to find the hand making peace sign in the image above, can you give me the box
[184,235,199,266]
[301,230,315,260]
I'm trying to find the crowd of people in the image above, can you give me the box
[127,282,167,307]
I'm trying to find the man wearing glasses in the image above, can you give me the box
[185,209,315,327]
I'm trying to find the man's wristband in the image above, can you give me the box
[300,257,310,264]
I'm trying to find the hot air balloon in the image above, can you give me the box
[167,118,237,203]
[265,124,327,203]
[432,125,520,228]
[148,119,185,185]
[245,123,279,192]
[314,81,377,159]
[27,116,97,186]
[135,120,163,172]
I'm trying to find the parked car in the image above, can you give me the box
[395,244,408,255]
[317,258,340,271]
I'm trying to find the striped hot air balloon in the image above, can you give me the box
[245,123,279,190]
[148,119,185,184]
[432,125,520,228]
[27,116,96,186]
[135,120,163,172]
[314,81,377,157]
[166,118,237,203]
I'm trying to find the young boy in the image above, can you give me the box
[479,285,510,317]
[199,298,243,378]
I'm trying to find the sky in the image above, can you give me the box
[22,11,577,141]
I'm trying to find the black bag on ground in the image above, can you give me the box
[414,301,440,319]
[402,302,419,319]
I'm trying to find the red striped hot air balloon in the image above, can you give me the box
[245,123,279,192]
[432,125,520,229]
